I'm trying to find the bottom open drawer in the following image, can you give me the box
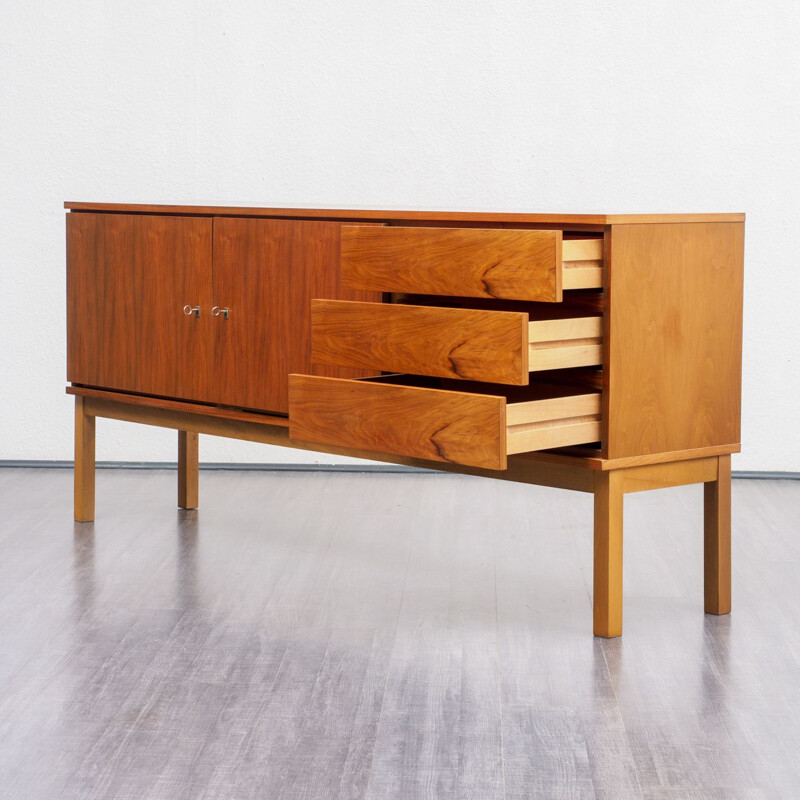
[288,374,601,470]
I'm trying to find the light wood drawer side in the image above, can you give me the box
[528,316,603,371]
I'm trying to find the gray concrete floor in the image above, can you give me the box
[0,466,798,799]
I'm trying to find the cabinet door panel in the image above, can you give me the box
[211,219,379,413]
[67,213,213,400]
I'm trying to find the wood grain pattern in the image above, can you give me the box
[311,299,529,384]
[65,202,745,226]
[177,431,198,510]
[67,213,213,401]
[606,222,744,459]
[704,454,732,615]
[289,375,507,470]
[74,396,95,522]
[210,219,379,413]
[593,469,624,637]
[341,226,564,301]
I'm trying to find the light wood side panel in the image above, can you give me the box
[289,375,507,470]
[341,226,563,301]
[311,300,529,384]
[606,222,744,459]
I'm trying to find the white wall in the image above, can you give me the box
[1,0,798,470]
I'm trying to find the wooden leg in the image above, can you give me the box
[704,454,732,615]
[74,396,96,522]
[593,469,624,638]
[178,430,199,510]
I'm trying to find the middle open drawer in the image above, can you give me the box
[310,299,602,385]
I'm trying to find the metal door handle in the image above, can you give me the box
[183,305,201,318]
[211,306,230,320]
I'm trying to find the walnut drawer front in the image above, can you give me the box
[310,300,602,384]
[341,227,603,302]
[288,375,601,470]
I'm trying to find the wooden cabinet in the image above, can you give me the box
[65,203,744,638]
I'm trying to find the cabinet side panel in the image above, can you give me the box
[606,222,743,459]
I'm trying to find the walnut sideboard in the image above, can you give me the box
[65,203,744,637]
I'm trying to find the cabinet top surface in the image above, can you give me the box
[64,202,744,226]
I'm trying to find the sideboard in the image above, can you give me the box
[65,203,744,637]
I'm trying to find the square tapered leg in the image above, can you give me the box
[178,430,199,510]
[704,455,732,615]
[593,470,624,637]
[74,396,96,522]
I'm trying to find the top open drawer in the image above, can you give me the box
[341,227,603,302]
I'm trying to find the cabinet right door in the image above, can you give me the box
[210,218,379,414]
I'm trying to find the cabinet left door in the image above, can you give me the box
[67,213,213,401]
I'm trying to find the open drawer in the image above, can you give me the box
[288,374,601,470]
[311,299,602,384]
[341,226,603,302]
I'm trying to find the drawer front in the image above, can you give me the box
[311,300,602,383]
[311,299,530,385]
[341,226,603,301]
[290,375,506,469]
[289,375,601,470]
